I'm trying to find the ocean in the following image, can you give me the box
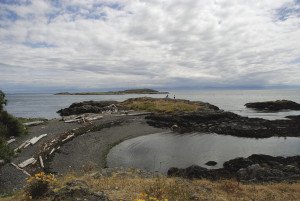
[4,89,300,120]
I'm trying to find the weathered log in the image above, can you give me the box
[18,158,37,168]
[23,121,44,126]
[7,138,16,144]
[39,156,44,168]
[62,134,75,142]
[29,134,47,145]
[11,163,31,176]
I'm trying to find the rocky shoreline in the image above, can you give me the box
[146,110,300,138]
[1,98,300,194]
[168,154,300,182]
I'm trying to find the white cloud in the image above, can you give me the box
[0,0,300,91]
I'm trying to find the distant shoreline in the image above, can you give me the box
[54,88,169,95]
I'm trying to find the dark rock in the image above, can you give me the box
[245,100,300,111]
[223,157,253,172]
[57,101,118,116]
[205,161,217,166]
[168,154,300,182]
[286,115,300,120]
[146,108,300,138]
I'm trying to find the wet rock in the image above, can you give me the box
[245,100,300,111]
[205,161,217,166]
[168,154,300,182]
[146,109,300,138]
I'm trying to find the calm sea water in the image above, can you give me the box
[107,132,300,173]
[4,89,300,119]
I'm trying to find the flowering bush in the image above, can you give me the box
[26,172,56,199]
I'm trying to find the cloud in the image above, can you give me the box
[0,0,300,92]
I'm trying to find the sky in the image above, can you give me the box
[0,0,300,92]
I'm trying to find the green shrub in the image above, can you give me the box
[0,90,6,111]
[0,90,27,163]
[0,137,14,163]
[0,111,27,138]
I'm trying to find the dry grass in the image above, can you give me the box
[120,98,205,113]
[1,170,300,201]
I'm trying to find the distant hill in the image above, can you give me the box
[54,88,169,95]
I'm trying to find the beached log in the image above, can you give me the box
[39,156,44,168]
[64,119,80,123]
[0,160,4,165]
[23,121,44,126]
[127,112,152,116]
[85,115,103,121]
[11,163,31,177]
[29,134,47,145]
[49,148,55,155]
[18,158,37,168]
[7,138,16,144]
[62,134,75,142]
[14,140,30,152]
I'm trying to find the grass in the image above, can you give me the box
[1,170,299,201]
[120,97,206,113]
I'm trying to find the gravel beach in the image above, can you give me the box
[0,114,167,194]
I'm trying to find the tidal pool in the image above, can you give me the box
[107,132,300,173]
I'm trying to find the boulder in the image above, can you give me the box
[205,161,217,166]
[245,100,300,111]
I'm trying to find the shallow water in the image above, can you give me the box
[5,89,300,119]
[107,132,300,173]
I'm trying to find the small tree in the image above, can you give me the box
[0,90,6,111]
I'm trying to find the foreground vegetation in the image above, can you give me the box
[0,90,27,163]
[1,170,299,201]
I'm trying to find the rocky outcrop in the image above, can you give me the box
[146,110,300,138]
[205,161,217,166]
[168,154,300,182]
[57,101,119,116]
[245,100,300,111]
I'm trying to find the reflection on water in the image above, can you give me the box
[107,132,300,173]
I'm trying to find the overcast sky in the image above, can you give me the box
[0,0,300,92]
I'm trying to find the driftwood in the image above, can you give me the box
[0,160,4,165]
[18,158,37,168]
[11,163,31,176]
[63,114,103,123]
[23,121,44,126]
[39,156,44,168]
[62,134,75,142]
[7,138,16,144]
[29,134,48,145]
[14,140,29,152]
[49,148,55,155]
[127,112,152,116]
[15,134,48,151]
